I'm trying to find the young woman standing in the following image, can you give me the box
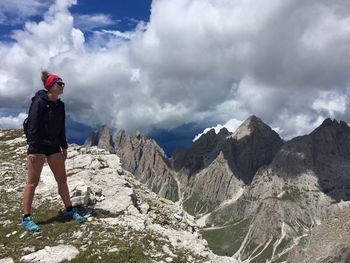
[22,71,85,232]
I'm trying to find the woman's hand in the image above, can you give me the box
[62,149,68,161]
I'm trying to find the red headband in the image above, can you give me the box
[44,74,62,90]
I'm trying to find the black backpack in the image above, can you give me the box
[23,117,29,137]
[23,98,34,137]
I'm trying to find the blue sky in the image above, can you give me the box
[0,0,152,40]
[70,0,152,32]
[0,0,349,155]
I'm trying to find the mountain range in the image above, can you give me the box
[85,115,350,262]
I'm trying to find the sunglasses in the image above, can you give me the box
[56,82,65,88]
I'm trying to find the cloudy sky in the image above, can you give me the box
[0,0,349,150]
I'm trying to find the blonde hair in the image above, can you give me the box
[41,70,51,85]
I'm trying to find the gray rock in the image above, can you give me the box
[70,182,91,206]
[115,129,179,201]
[84,131,99,147]
[20,245,79,263]
[84,125,115,153]
[97,125,115,153]
[288,207,350,263]
[140,203,150,214]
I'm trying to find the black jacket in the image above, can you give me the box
[26,90,68,151]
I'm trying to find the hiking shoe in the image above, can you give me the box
[63,207,86,222]
[21,216,40,232]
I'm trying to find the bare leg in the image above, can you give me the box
[47,152,72,208]
[23,154,46,215]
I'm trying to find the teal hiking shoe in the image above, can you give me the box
[63,207,86,222]
[21,216,40,232]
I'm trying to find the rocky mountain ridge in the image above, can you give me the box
[205,118,350,262]
[85,116,350,262]
[115,129,179,202]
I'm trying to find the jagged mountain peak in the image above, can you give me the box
[115,129,163,154]
[231,115,279,140]
[84,124,115,153]
[116,128,126,138]
[194,128,216,142]
[190,128,223,152]
[217,127,230,137]
[312,117,350,134]
[245,114,260,123]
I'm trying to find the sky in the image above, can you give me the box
[0,0,349,154]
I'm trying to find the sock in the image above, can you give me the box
[66,206,73,212]
[23,213,31,219]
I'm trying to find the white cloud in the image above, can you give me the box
[0,0,50,25]
[74,14,119,31]
[312,90,348,117]
[0,113,27,129]
[273,111,325,139]
[0,0,349,140]
[294,115,325,137]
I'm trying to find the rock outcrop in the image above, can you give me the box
[182,151,245,216]
[84,125,115,153]
[115,129,179,202]
[20,245,79,263]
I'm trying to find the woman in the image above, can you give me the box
[22,71,85,232]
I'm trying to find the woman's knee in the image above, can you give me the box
[56,175,67,186]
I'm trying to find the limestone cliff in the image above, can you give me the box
[84,125,115,153]
[115,130,179,202]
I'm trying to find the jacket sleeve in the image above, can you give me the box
[59,103,68,150]
[27,98,44,152]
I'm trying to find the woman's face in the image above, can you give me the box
[50,81,65,95]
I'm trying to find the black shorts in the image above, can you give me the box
[27,144,62,156]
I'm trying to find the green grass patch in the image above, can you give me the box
[200,218,251,256]
[249,238,276,263]
[183,192,219,216]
